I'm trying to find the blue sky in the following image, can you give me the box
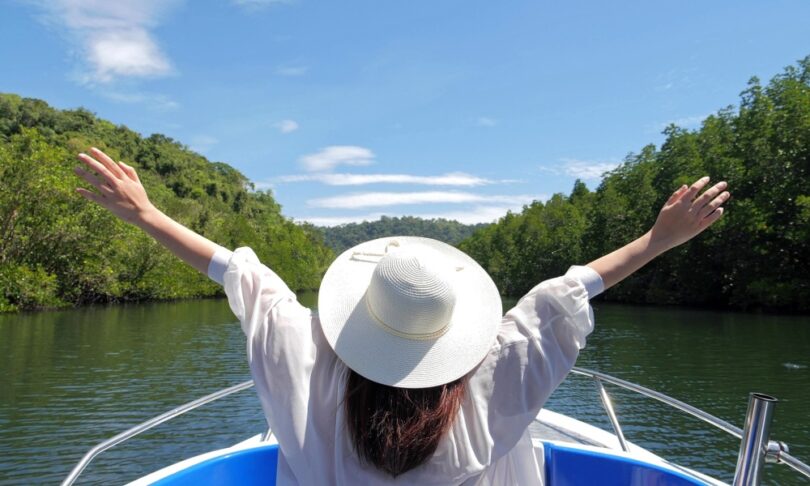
[2,1,809,225]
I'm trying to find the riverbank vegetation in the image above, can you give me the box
[317,216,487,254]
[0,95,334,312]
[459,57,810,312]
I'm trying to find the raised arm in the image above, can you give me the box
[587,176,729,291]
[74,147,222,276]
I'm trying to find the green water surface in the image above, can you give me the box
[1,295,808,485]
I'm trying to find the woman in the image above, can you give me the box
[75,147,729,485]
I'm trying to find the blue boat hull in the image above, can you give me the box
[148,442,708,485]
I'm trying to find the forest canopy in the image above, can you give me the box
[0,94,334,312]
[459,56,810,312]
[317,216,488,254]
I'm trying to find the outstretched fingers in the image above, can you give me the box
[683,176,711,203]
[118,161,140,182]
[89,147,125,179]
[76,187,103,204]
[74,166,113,194]
[666,184,689,205]
[699,206,724,229]
[698,189,730,220]
[694,181,727,210]
[77,152,116,184]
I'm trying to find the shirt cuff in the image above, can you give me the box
[207,246,234,286]
[566,265,604,299]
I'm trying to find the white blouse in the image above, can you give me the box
[208,246,603,486]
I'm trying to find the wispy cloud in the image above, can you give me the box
[653,66,698,93]
[276,65,309,76]
[189,135,219,154]
[300,146,375,172]
[296,203,543,227]
[411,205,530,225]
[32,0,179,84]
[476,116,498,127]
[275,119,299,134]
[656,113,710,130]
[275,172,501,186]
[308,191,542,209]
[541,158,620,180]
[100,90,178,110]
[232,0,293,10]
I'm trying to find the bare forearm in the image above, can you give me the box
[586,231,667,291]
[136,206,221,276]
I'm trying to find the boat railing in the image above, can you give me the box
[565,367,810,483]
[61,379,265,486]
[62,367,810,486]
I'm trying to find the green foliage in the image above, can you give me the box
[460,56,810,312]
[0,264,65,312]
[317,215,488,254]
[0,95,334,311]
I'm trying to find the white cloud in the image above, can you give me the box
[276,65,309,76]
[411,206,527,225]
[275,172,496,186]
[296,214,385,226]
[88,30,171,81]
[300,146,375,172]
[32,0,178,83]
[308,191,542,209]
[296,203,542,227]
[476,116,498,127]
[253,181,274,190]
[541,158,620,180]
[275,119,299,134]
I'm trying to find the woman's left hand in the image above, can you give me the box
[74,147,155,225]
[649,176,730,252]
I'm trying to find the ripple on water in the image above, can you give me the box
[1,300,809,485]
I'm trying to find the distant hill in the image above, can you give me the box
[317,216,490,254]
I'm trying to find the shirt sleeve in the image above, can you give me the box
[462,266,602,463]
[218,247,297,342]
[207,246,233,285]
[565,265,604,299]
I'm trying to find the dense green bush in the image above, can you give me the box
[0,96,334,311]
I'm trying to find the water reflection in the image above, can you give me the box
[1,296,808,485]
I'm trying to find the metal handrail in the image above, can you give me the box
[593,377,630,452]
[779,451,810,478]
[61,380,256,486]
[568,367,810,480]
[63,367,810,485]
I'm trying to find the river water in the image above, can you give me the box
[1,295,809,485]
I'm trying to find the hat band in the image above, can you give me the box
[365,295,452,341]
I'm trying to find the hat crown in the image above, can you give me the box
[366,246,457,339]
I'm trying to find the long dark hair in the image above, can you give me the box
[344,368,467,477]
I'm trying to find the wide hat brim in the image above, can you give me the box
[318,236,502,388]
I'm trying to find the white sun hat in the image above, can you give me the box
[318,236,502,389]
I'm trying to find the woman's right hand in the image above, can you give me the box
[74,147,155,226]
[585,176,730,291]
[649,176,730,252]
